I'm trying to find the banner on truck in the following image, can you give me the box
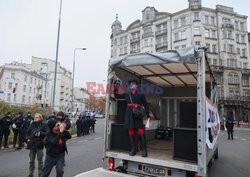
[206,98,220,149]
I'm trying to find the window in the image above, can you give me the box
[235,21,239,30]
[194,27,200,35]
[174,33,179,41]
[228,31,232,39]
[34,88,36,94]
[119,48,123,55]
[22,95,25,103]
[236,34,239,42]
[237,48,240,55]
[181,31,186,40]
[205,15,209,24]
[174,20,178,28]
[228,45,233,53]
[163,35,167,43]
[29,96,31,103]
[23,85,26,92]
[24,75,27,82]
[206,43,210,52]
[223,44,226,51]
[243,63,248,69]
[229,90,234,98]
[35,79,37,85]
[228,74,233,84]
[211,17,215,25]
[144,39,148,47]
[211,30,216,38]
[181,17,186,26]
[213,59,217,65]
[11,73,15,79]
[227,59,236,68]
[241,35,245,43]
[223,18,230,24]
[194,12,199,21]
[234,74,239,84]
[119,37,123,45]
[212,44,217,53]
[124,47,127,54]
[7,93,11,102]
[242,76,249,86]
[195,41,201,46]
[8,82,12,90]
[240,22,244,31]
[163,23,167,29]
[30,87,32,92]
[242,49,246,57]
[124,36,127,44]
[222,31,226,38]
[30,77,33,84]
[182,45,186,48]
[205,29,209,38]
[14,94,16,102]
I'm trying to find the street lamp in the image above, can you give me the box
[71,48,86,112]
[52,0,63,112]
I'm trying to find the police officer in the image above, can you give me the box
[13,112,27,149]
[226,118,234,140]
[76,116,82,137]
[81,115,87,136]
[0,112,12,149]
[46,112,56,122]
[27,112,34,125]
[91,117,96,133]
[12,113,20,148]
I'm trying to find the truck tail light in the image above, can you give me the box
[194,172,200,177]
[109,157,114,171]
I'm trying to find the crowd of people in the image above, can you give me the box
[76,115,96,137]
[0,111,97,177]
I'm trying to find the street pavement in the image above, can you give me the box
[208,128,250,177]
[0,119,105,177]
[0,121,250,177]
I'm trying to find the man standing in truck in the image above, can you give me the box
[114,80,150,157]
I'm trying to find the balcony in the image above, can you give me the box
[142,32,154,39]
[130,37,140,43]
[156,42,168,49]
[221,23,234,29]
[210,65,224,72]
[219,96,250,107]
[242,69,250,75]
[130,49,140,54]
[155,29,168,36]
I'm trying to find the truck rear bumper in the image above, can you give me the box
[74,168,136,177]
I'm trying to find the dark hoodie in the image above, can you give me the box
[45,120,71,157]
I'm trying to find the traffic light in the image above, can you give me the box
[13,88,16,93]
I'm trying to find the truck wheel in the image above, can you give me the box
[214,148,219,159]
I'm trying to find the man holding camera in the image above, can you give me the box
[26,113,47,177]
[41,118,71,177]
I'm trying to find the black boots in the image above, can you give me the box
[140,134,147,157]
[129,135,136,156]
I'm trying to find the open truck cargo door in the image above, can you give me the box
[104,46,219,177]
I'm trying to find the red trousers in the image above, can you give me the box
[129,128,144,135]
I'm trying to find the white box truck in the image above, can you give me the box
[77,46,220,177]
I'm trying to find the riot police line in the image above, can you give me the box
[0,111,96,177]
[76,114,96,137]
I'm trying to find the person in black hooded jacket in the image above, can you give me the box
[26,113,47,177]
[41,118,71,177]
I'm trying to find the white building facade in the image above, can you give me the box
[111,0,250,121]
[73,87,89,113]
[25,57,73,112]
[0,63,47,106]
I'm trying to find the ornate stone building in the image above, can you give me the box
[110,0,250,121]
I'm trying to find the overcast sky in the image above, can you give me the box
[0,0,250,88]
